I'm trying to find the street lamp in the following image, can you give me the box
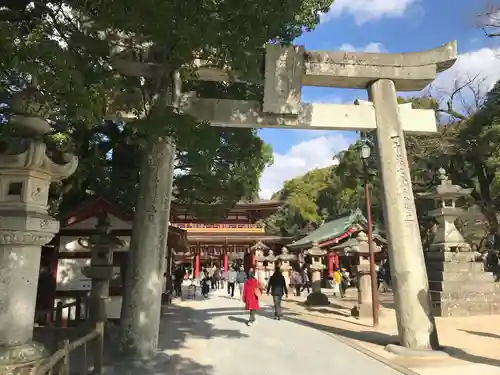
[360,141,380,327]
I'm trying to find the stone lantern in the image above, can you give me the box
[418,168,473,252]
[265,249,277,279]
[417,168,495,317]
[333,232,382,318]
[305,242,329,306]
[81,213,125,324]
[0,106,78,372]
[250,241,268,285]
[279,247,296,286]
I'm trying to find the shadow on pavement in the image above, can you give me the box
[228,316,249,325]
[458,329,500,340]
[280,308,500,368]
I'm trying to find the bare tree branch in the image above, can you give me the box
[476,0,500,38]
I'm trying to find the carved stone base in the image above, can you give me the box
[0,342,47,375]
[305,292,330,306]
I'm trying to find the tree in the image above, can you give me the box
[2,1,307,218]
[475,1,500,38]
[265,167,334,236]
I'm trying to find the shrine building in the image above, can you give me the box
[288,209,386,276]
[170,198,290,276]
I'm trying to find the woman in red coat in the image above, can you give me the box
[242,272,260,326]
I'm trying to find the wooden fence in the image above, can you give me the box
[37,296,90,328]
[30,322,104,375]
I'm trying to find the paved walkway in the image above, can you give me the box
[149,288,406,375]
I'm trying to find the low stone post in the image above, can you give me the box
[266,250,277,277]
[0,111,77,373]
[279,247,295,287]
[82,213,124,324]
[305,242,330,306]
[355,257,375,317]
[255,250,266,285]
[250,241,269,285]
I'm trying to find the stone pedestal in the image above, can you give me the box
[279,247,295,289]
[305,242,329,306]
[353,261,376,318]
[82,214,124,324]
[256,264,265,285]
[426,251,500,316]
[306,266,330,306]
[0,114,77,373]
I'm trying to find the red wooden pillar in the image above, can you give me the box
[328,252,334,276]
[194,254,200,278]
[223,255,228,273]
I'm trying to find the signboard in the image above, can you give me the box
[56,258,92,291]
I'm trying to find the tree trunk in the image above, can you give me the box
[118,136,176,360]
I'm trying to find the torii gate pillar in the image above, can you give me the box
[369,79,440,350]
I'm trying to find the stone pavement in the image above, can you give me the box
[104,287,409,375]
[280,288,500,375]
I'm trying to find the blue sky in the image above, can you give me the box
[258,0,500,198]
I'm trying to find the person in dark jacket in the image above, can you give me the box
[266,266,288,320]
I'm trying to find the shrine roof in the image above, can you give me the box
[288,209,370,250]
[59,196,186,236]
[60,196,133,227]
[236,198,281,207]
[171,198,281,213]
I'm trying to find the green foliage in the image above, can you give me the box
[1,0,327,219]
[265,167,331,235]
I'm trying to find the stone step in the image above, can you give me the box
[425,251,479,263]
[432,300,500,317]
[427,270,496,282]
[429,280,500,293]
[430,290,500,303]
[426,261,484,273]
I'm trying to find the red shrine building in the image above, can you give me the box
[170,199,289,276]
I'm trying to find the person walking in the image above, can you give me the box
[209,265,217,289]
[236,266,247,297]
[266,266,288,320]
[290,269,302,296]
[301,267,310,294]
[227,267,237,298]
[340,268,349,298]
[333,268,341,297]
[173,266,184,298]
[242,271,261,326]
[201,270,210,298]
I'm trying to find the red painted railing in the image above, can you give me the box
[173,223,263,229]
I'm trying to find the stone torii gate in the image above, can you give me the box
[182,42,457,351]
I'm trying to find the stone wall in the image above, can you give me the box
[426,251,500,317]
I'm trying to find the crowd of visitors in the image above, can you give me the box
[170,258,392,326]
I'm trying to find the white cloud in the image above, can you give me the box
[259,133,353,199]
[339,42,386,53]
[427,46,500,113]
[321,0,421,25]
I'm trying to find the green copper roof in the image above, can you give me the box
[289,209,368,249]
